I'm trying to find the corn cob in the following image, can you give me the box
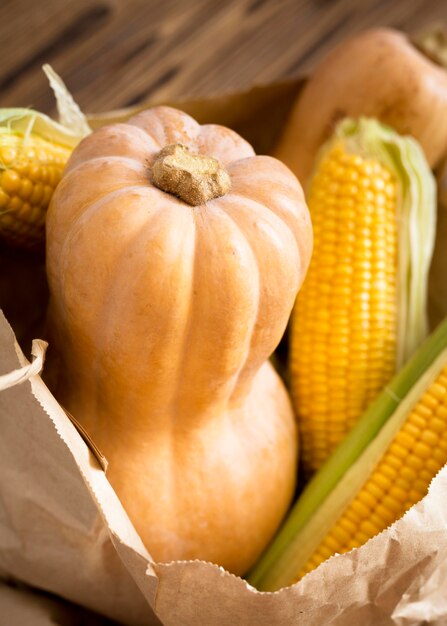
[0,134,71,249]
[290,118,436,476]
[0,86,90,250]
[248,316,447,591]
[300,359,447,579]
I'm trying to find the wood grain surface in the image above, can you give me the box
[0,0,446,115]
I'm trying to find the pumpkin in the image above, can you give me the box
[276,28,447,185]
[45,106,312,575]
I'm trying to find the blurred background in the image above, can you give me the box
[0,0,445,115]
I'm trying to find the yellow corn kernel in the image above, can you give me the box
[295,362,447,581]
[2,169,21,193]
[0,134,71,249]
[290,141,398,475]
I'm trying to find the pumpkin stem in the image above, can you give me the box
[152,143,231,206]
[412,26,447,69]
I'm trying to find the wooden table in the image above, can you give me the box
[1,0,446,116]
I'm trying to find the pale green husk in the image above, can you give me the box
[42,64,90,138]
[0,65,90,152]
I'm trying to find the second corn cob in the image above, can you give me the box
[301,357,447,579]
[290,118,436,476]
[249,316,447,590]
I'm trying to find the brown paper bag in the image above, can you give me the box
[0,580,117,626]
[1,79,447,626]
[0,312,160,626]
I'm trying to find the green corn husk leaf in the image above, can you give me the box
[247,316,447,591]
[42,64,91,138]
[334,118,436,368]
[0,65,90,152]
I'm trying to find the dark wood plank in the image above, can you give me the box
[0,0,445,116]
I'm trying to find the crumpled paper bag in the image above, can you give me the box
[0,580,117,626]
[0,311,160,626]
[1,78,447,626]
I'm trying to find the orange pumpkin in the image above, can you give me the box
[45,106,312,574]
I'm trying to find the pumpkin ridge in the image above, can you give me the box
[128,106,201,153]
[222,192,302,269]
[47,157,150,251]
[224,190,301,256]
[228,155,305,189]
[53,186,164,362]
[96,203,198,428]
[52,200,196,443]
[220,195,300,403]
[126,122,164,155]
[160,207,199,425]
[65,154,148,177]
[91,201,170,419]
[118,122,163,153]
[228,161,306,241]
[196,124,255,165]
[166,203,261,419]
[53,185,155,280]
[46,159,151,256]
[198,202,261,409]
[240,190,313,286]
[227,179,312,292]
[64,123,161,175]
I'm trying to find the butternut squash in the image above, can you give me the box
[276,28,447,185]
[45,106,312,575]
